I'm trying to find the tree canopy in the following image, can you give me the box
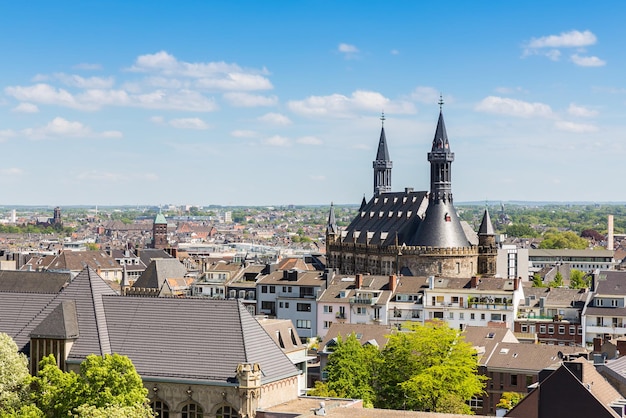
[538,230,589,250]
[0,333,31,415]
[569,269,591,289]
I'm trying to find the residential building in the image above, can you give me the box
[529,248,615,275]
[127,258,191,296]
[583,270,626,348]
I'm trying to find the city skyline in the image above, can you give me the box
[1,2,625,206]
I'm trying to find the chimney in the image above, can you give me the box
[514,277,521,291]
[389,275,397,292]
[608,215,615,251]
[470,276,479,288]
[355,274,363,289]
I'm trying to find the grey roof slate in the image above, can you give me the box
[478,208,495,235]
[103,296,298,384]
[30,300,79,339]
[409,200,471,247]
[341,191,428,246]
[132,258,187,289]
[375,126,390,161]
[0,270,71,293]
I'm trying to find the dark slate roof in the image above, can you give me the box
[0,270,71,293]
[326,203,338,236]
[0,292,56,350]
[138,248,173,267]
[431,110,450,151]
[478,208,495,235]
[408,200,471,247]
[30,300,79,339]
[375,126,390,161]
[102,296,298,384]
[132,258,187,289]
[341,191,428,246]
[594,270,626,295]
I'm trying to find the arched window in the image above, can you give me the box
[150,400,170,418]
[216,405,239,418]
[182,402,203,418]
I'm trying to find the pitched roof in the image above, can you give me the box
[375,126,390,161]
[0,270,71,293]
[103,296,298,384]
[132,258,188,289]
[478,208,495,235]
[30,300,79,339]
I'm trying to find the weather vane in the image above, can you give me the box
[438,94,444,111]
[380,110,385,126]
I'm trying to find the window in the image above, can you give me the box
[578,327,583,335]
[436,296,444,305]
[468,396,483,410]
[182,402,203,418]
[449,312,454,319]
[612,299,619,307]
[357,307,367,315]
[459,313,464,320]
[490,314,502,321]
[470,313,475,320]
[297,303,311,312]
[269,286,275,293]
[548,325,554,334]
[480,313,485,320]
[296,319,311,329]
[261,301,275,312]
[510,374,518,386]
[216,405,239,418]
[261,285,267,294]
[569,326,576,335]
[521,324,528,333]
[433,311,444,319]
[324,305,333,313]
[452,296,460,304]
[411,310,420,319]
[539,325,546,334]
[151,401,169,418]
[323,321,332,329]
[558,325,565,335]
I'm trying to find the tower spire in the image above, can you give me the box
[373,112,392,196]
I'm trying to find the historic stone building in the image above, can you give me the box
[326,106,497,278]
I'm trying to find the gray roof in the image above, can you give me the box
[103,296,297,384]
[0,270,71,293]
[478,208,495,235]
[132,258,187,289]
[31,300,79,339]
[138,248,173,267]
[341,190,428,246]
[375,126,390,161]
[409,200,471,247]
[594,270,626,295]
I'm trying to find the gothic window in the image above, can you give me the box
[151,400,170,418]
[216,405,239,418]
[182,402,204,418]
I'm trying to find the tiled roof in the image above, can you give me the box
[0,270,71,293]
[594,270,626,295]
[483,342,583,372]
[132,258,188,289]
[320,323,394,352]
[103,296,297,383]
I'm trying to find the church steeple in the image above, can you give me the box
[326,202,338,237]
[428,98,454,204]
[373,112,392,196]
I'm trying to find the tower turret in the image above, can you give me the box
[373,113,392,196]
[410,100,470,248]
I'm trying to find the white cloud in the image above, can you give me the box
[567,103,598,117]
[0,168,23,176]
[77,170,158,181]
[296,136,322,145]
[12,102,39,113]
[527,30,597,49]
[410,86,440,104]
[6,83,218,112]
[150,116,165,124]
[475,96,553,118]
[554,120,598,133]
[73,63,103,70]
[223,92,278,107]
[20,117,121,140]
[6,84,79,108]
[263,135,291,146]
[288,90,416,117]
[570,54,606,67]
[0,129,17,142]
[310,175,326,181]
[390,49,400,55]
[128,50,273,91]
[338,43,358,53]
[230,130,258,138]
[257,112,292,125]
[169,118,210,130]
[54,73,115,89]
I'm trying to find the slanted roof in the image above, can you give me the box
[0,270,71,293]
[320,323,393,353]
[409,200,471,247]
[30,300,79,339]
[154,213,167,225]
[103,297,298,384]
[138,248,173,267]
[132,258,188,289]
[478,208,495,235]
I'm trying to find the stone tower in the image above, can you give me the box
[478,208,497,276]
[236,363,262,418]
[152,212,168,249]
[373,113,392,196]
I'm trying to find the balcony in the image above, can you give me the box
[349,296,377,305]
[335,312,346,319]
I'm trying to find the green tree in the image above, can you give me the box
[549,271,564,288]
[532,273,545,288]
[31,354,153,418]
[376,321,486,413]
[505,224,538,238]
[496,392,524,410]
[539,230,588,250]
[0,333,31,414]
[570,269,590,289]
[313,334,379,407]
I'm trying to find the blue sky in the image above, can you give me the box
[1,1,625,206]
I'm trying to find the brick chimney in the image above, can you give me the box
[471,276,480,288]
[355,274,363,289]
[389,275,397,292]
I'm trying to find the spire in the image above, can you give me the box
[326,202,338,236]
[428,99,454,204]
[373,112,393,196]
[478,208,495,235]
[360,195,367,211]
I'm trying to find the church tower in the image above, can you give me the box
[478,208,497,276]
[151,211,168,249]
[410,100,470,248]
[373,113,392,196]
